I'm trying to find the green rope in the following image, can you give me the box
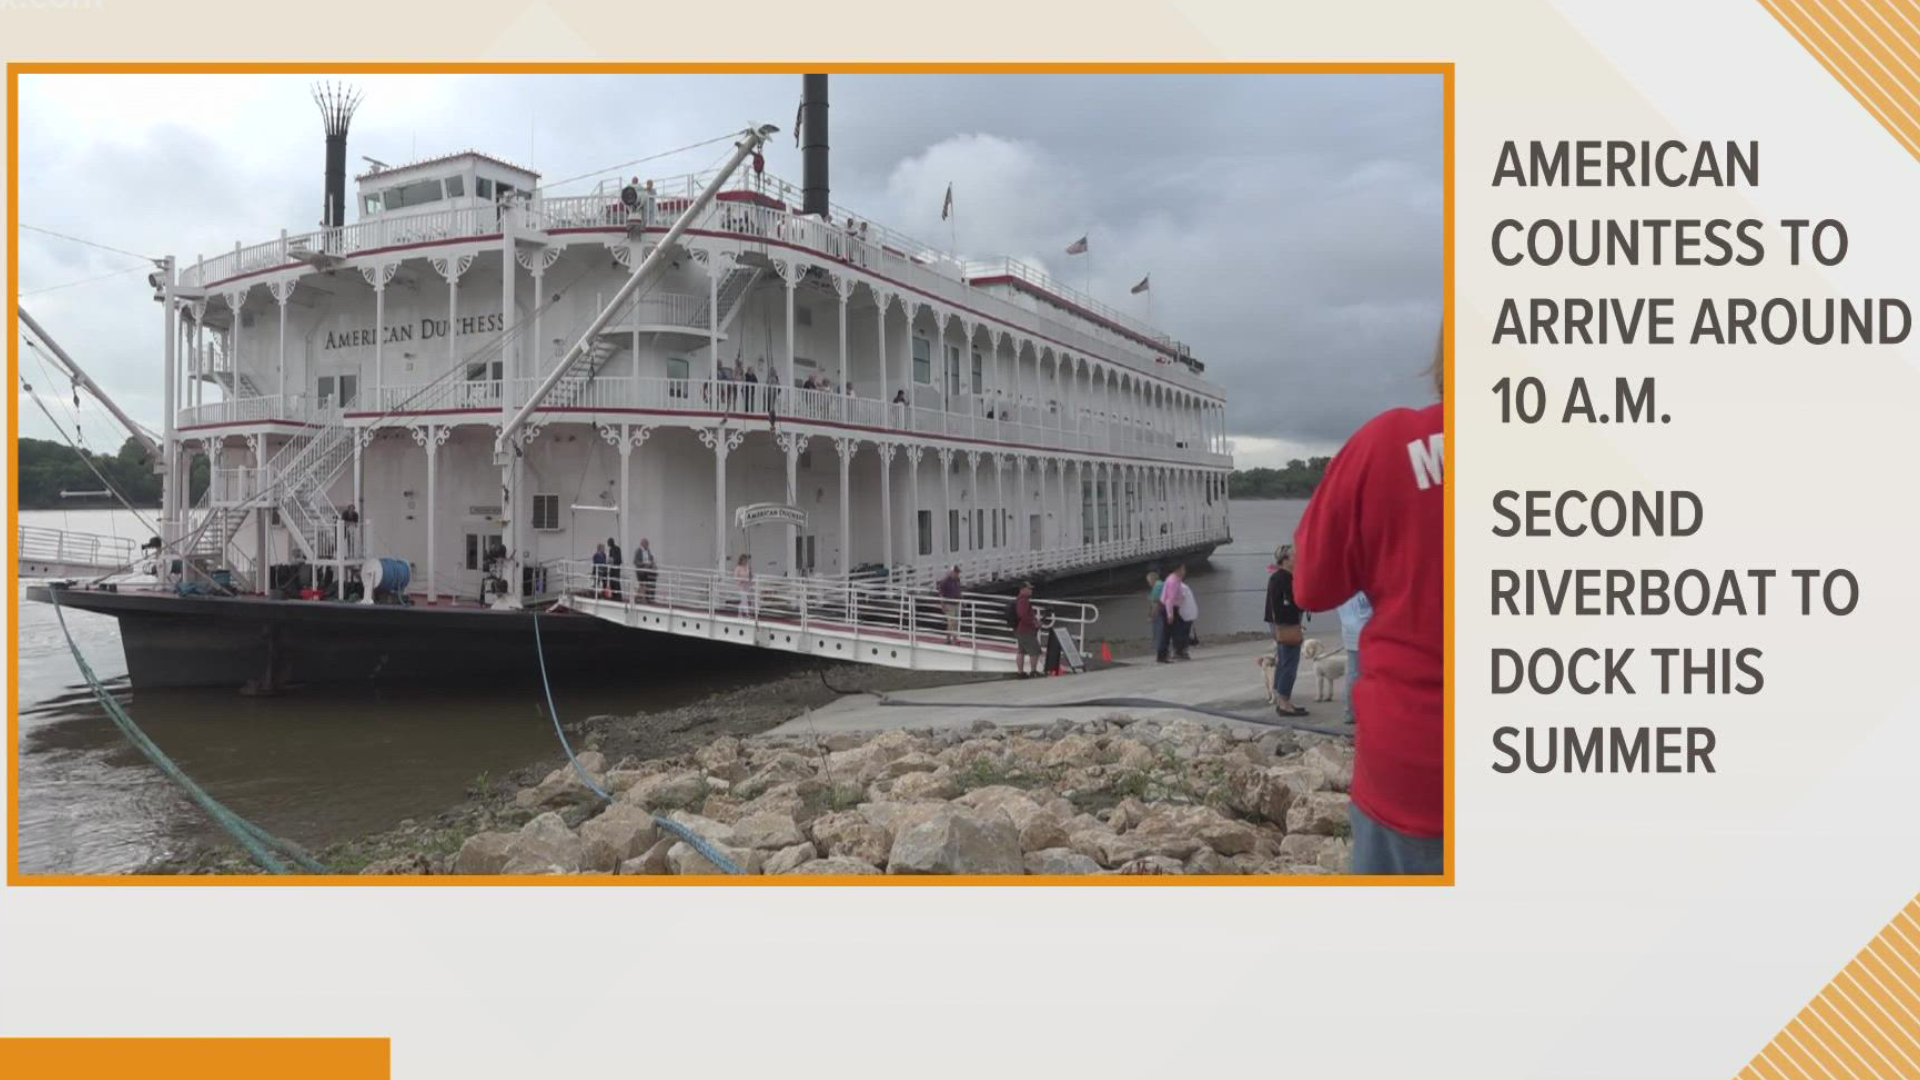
[46,586,327,874]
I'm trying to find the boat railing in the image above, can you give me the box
[876,526,1232,593]
[177,393,313,429]
[17,525,140,572]
[553,558,1098,662]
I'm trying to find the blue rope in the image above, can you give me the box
[531,612,742,874]
[46,587,326,874]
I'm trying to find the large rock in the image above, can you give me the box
[1024,848,1105,875]
[764,841,818,875]
[734,752,820,800]
[1285,791,1352,836]
[730,811,807,851]
[621,835,676,875]
[500,812,584,874]
[1135,805,1260,857]
[667,840,765,875]
[957,786,1069,852]
[619,769,709,812]
[784,857,882,875]
[578,804,660,871]
[453,831,515,875]
[514,757,608,810]
[1115,855,1185,875]
[1226,762,1327,826]
[868,751,943,783]
[810,811,893,867]
[1301,741,1355,792]
[661,810,737,846]
[886,770,961,803]
[693,736,747,782]
[1041,733,1107,768]
[1278,833,1351,871]
[887,806,1025,875]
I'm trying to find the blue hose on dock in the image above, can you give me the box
[531,612,743,875]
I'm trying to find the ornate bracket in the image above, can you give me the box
[516,247,563,274]
[832,273,858,303]
[775,431,810,457]
[359,261,400,292]
[429,253,475,283]
[875,441,898,465]
[267,277,298,305]
[832,436,859,463]
[410,424,453,454]
[221,286,252,314]
[599,423,654,454]
[698,426,747,455]
[903,443,925,467]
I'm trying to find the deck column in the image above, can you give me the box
[966,451,980,557]
[360,263,397,406]
[1014,456,1028,557]
[834,274,853,392]
[701,427,745,570]
[414,424,450,604]
[875,442,895,570]
[603,424,652,590]
[904,444,924,569]
[431,254,474,383]
[778,432,807,575]
[834,437,856,573]
[875,293,889,427]
[270,277,295,405]
[937,447,953,563]
[993,454,1006,571]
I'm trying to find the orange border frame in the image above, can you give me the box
[7,62,1454,887]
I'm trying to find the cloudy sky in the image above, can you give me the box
[14,73,1442,467]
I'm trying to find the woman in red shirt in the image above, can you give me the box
[1293,334,1445,875]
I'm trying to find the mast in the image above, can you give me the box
[18,305,163,462]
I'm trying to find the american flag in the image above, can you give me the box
[1065,235,1088,256]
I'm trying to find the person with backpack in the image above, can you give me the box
[1014,581,1042,678]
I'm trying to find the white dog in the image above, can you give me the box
[1255,655,1279,704]
[1301,639,1349,702]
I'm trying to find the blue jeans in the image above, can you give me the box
[1345,647,1360,724]
[1151,607,1169,661]
[1270,630,1300,703]
[1349,802,1444,875]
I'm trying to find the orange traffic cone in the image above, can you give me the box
[1100,641,1113,663]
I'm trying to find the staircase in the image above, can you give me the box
[184,490,256,589]
[693,264,762,334]
[200,368,265,399]
[544,332,626,410]
[251,412,354,563]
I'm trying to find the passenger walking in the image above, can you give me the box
[1337,591,1373,725]
[743,364,759,413]
[605,536,623,600]
[1014,580,1041,678]
[936,565,963,644]
[1264,545,1305,716]
[634,538,657,603]
[1293,330,1445,875]
[1159,564,1196,662]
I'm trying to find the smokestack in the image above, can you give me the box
[801,74,830,218]
[313,82,363,229]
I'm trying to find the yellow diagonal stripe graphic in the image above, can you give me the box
[1754,0,1920,163]
[1740,897,1920,1079]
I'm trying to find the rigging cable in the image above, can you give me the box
[19,223,159,263]
[537,129,747,193]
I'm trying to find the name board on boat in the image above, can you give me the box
[322,311,506,352]
[735,503,808,529]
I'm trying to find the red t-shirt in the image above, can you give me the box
[1293,403,1444,839]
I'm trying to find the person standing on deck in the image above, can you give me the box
[634,538,657,603]
[1014,581,1041,679]
[605,537,623,601]
[1293,331,1444,876]
[937,566,963,645]
[591,543,608,599]
[733,553,755,616]
[1264,545,1305,717]
[743,364,760,414]
[1160,564,1195,662]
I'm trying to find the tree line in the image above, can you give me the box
[18,436,207,510]
[1229,457,1331,499]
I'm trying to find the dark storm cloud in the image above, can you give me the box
[15,73,1440,462]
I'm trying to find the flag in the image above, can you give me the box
[1065,235,1088,256]
[941,183,954,221]
[1131,274,1151,295]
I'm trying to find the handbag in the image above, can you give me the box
[1272,623,1305,647]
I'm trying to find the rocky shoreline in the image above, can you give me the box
[149,630,1346,877]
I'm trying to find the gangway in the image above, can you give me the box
[553,561,1097,674]
[18,525,143,579]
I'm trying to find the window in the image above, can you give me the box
[795,306,813,327]
[361,192,383,216]
[666,356,690,399]
[496,183,517,202]
[971,350,983,393]
[912,337,932,385]
[476,177,494,200]
[531,494,561,532]
[317,375,335,405]
[795,535,815,573]
[917,510,933,556]
[975,509,985,550]
[946,345,961,397]
[338,374,358,407]
[381,177,446,211]
[464,531,502,571]
[948,509,960,553]
[444,175,466,198]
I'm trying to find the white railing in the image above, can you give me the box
[555,559,1099,665]
[181,206,505,289]
[211,466,268,506]
[177,393,312,429]
[359,373,1229,466]
[17,525,140,572]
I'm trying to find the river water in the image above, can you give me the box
[14,500,1308,874]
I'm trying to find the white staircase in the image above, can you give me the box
[544,332,626,410]
[252,414,354,563]
[694,264,762,334]
[200,368,265,399]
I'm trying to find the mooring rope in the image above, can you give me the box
[531,612,742,874]
[45,586,327,874]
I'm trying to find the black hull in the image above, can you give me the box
[984,540,1224,596]
[28,585,772,691]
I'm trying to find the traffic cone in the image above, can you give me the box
[1100,641,1113,663]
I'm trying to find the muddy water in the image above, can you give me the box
[14,501,1310,875]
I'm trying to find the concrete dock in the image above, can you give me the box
[769,634,1352,737]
